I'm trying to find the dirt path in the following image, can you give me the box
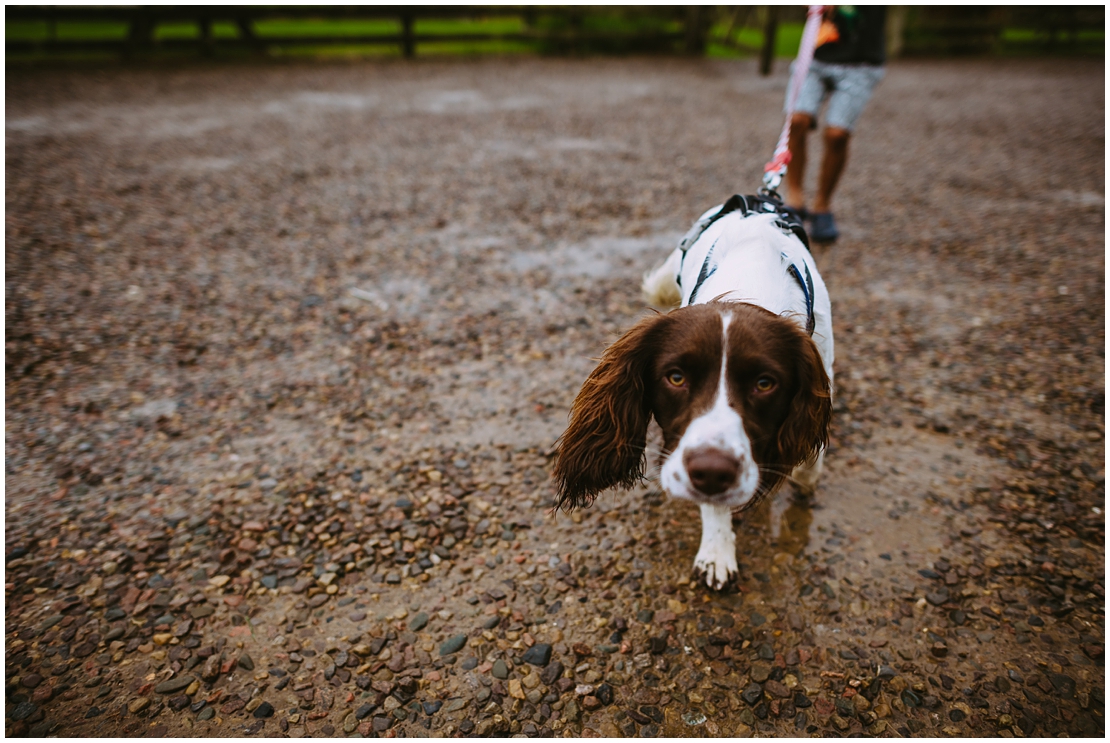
[5,57,1104,738]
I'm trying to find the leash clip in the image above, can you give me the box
[760,150,790,199]
[760,167,784,199]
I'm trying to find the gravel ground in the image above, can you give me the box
[5,56,1104,738]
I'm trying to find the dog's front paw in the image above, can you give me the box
[693,551,739,592]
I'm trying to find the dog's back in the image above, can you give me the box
[644,210,834,382]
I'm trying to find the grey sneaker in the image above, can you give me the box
[809,212,839,242]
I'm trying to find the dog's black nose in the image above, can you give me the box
[683,447,740,495]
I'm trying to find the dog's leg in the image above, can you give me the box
[693,503,739,590]
[791,448,825,499]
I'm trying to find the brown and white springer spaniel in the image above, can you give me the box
[553,199,834,590]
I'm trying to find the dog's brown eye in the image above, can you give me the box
[666,371,686,388]
[755,376,776,392]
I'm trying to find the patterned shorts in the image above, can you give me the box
[788,59,885,132]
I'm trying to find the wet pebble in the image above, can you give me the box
[540,660,564,685]
[154,675,195,694]
[521,643,552,666]
[1050,674,1076,698]
[439,634,467,656]
[926,589,950,605]
[765,679,790,698]
[11,701,38,721]
[741,683,764,706]
[683,710,707,726]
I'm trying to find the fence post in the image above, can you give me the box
[125,8,154,61]
[236,16,263,54]
[886,5,908,58]
[401,12,415,57]
[759,6,777,76]
[200,17,213,56]
[684,6,708,55]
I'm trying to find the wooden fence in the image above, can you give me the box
[5,5,719,59]
[5,5,1105,63]
[902,6,1104,56]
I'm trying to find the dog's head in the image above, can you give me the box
[552,302,830,510]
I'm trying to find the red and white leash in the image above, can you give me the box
[762,5,826,195]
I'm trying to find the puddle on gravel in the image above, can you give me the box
[567,422,1012,737]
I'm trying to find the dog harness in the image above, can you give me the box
[677,194,816,336]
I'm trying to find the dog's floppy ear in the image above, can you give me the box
[552,314,664,511]
[775,333,832,469]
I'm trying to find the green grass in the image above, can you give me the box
[6,20,129,41]
[412,16,534,55]
[5,15,533,61]
[252,19,401,38]
[257,16,532,58]
[706,21,803,60]
[415,17,524,37]
[267,44,402,60]
[998,26,1104,55]
[414,40,537,57]
[153,21,240,40]
[573,16,682,35]
[523,9,682,34]
[1000,27,1104,43]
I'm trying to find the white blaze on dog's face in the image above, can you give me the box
[659,312,760,507]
